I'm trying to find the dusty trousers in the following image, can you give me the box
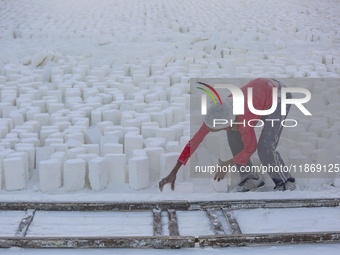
[227,80,293,186]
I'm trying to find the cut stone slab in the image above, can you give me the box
[88,157,108,191]
[39,159,61,192]
[128,156,150,190]
[4,157,26,191]
[63,159,86,192]
[84,127,102,144]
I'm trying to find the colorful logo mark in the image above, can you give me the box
[196,82,222,106]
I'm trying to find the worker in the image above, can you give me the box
[159,78,297,192]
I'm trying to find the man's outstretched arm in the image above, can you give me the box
[159,123,210,191]
[159,123,233,191]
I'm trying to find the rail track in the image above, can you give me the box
[0,198,340,249]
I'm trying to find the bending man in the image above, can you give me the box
[159,78,297,192]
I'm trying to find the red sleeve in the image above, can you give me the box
[232,124,257,165]
[177,123,210,165]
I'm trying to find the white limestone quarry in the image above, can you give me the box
[0,0,339,198]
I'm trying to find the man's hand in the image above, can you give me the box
[214,158,236,182]
[159,161,182,192]
[159,172,176,192]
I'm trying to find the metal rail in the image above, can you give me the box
[199,231,340,247]
[0,198,339,249]
[0,236,195,249]
[0,198,338,211]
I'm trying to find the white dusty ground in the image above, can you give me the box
[1,244,340,255]
[1,0,340,252]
